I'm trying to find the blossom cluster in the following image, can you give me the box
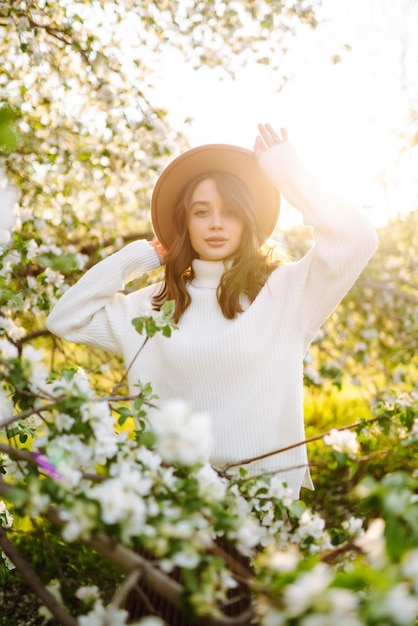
[0,169,17,246]
[1,316,418,624]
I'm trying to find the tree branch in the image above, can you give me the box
[13,9,91,66]
[221,418,381,472]
[0,479,254,625]
[0,527,78,626]
[0,399,60,429]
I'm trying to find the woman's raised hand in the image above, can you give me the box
[150,240,167,265]
[254,123,288,159]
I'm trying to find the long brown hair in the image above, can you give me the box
[153,171,282,322]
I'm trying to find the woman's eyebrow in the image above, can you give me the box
[191,200,211,208]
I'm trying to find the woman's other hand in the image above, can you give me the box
[254,123,288,159]
[150,240,167,265]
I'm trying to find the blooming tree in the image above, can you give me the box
[1,2,418,624]
[1,210,417,623]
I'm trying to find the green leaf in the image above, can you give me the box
[132,317,145,334]
[137,430,157,448]
[6,487,28,508]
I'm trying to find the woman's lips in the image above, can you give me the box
[205,237,228,246]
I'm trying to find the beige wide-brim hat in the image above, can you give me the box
[151,144,280,250]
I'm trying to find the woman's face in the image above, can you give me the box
[187,178,245,262]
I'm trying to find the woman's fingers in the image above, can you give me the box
[254,123,288,157]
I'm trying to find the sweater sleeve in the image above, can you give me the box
[258,142,378,351]
[45,240,161,353]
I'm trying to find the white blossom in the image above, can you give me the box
[342,516,364,537]
[354,518,386,565]
[38,581,62,621]
[56,465,83,489]
[0,500,13,527]
[0,170,18,246]
[109,462,153,496]
[266,545,300,572]
[259,605,286,626]
[402,549,418,594]
[152,399,212,466]
[25,483,50,516]
[229,484,251,518]
[137,299,153,316]
[0,337,18,359]
[22,345,49,392]
[0,316,25,341]
[2,456,27,481]
[44,266,65,286]
[326,587,360,619]
[55,412,76,432]
[78,600,130,626]
[284,563,332,616]
[172,547,200,569]
[1,550,15,570]
[324,428,359,455]
[24,342,47,368]
[135,618,165,626]
[48,435,93,469]
[80,399,112,424]
[76,253,89,270]
[90,422,118,464]
[196,464,227,500]
[268,474,295,505]
[0,250,20,277]
[75,585,100,601]
[304,366,323,385]
[0,387,13,425]
[299,588,361,626]
[25,238,39,260]
[381,583,418,626]
[295,510,327,541]
[135,446,163,471]
[160,518,195,540]
[60,501,98,542]
[233,517,265,556]
[90,478,146,533]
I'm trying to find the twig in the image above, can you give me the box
[321,539,361,564]
[110,336,149,396]
[209,543,252,582]
[0,399,60,429]
[108,568,142,610]
[0,442,34,463]
[221,417,381,472]
[31,517,68,584]
[15,329,50,346]
[13,9,91,66]
[0,443,113,485]
[222,463,316,485]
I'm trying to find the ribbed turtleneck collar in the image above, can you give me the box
[191,258,226,288]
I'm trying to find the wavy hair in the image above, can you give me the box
[153,171,282,322]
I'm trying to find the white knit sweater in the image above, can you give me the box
[46,142,378,497]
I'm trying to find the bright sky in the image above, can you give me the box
[151,0,418,229]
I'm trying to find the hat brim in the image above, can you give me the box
[151,144,280,250]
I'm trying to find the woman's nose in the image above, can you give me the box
[210,211,223,229]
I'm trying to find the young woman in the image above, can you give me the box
[46,123,378,498]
